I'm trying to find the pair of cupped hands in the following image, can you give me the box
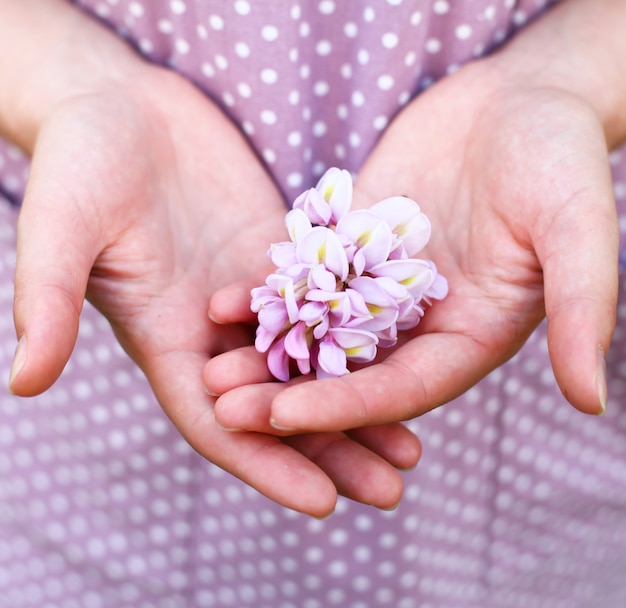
[8,25,618,518]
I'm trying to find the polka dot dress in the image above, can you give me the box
[2,1,626,606]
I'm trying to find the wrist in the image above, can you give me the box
[0,0,149,154]
[486,0,626,149]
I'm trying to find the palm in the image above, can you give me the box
[207,59,618,432]
[11,67,419,515]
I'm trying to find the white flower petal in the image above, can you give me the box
[370,196,431,256]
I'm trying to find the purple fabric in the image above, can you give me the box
[2,1,626,606]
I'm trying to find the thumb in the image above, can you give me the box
[539,159,619,415]
[9,143,99,396]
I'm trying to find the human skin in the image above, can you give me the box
[0,0,422,517]
[206,0,626,436]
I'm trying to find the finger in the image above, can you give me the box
[214,374,315,433]
[146,349,338,517]
[346,424,422,471]
[209,269,271,325]
[203,345,274,397]
[284,432,405,510]
[235,325,500,433]
[538,158,619,415]
[10,144,99,396]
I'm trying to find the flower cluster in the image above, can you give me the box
[251,167,448,381]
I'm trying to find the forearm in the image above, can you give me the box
[490,0,626,149]
[0,0,146,154]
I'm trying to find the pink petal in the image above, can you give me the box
[370,196,431,256]
[267,336,291,381]
[313,314,330,339]
[284,321,310,360]
[336,210,393,270]
[255,326,278,353]
[257,302,289,334]
[316,336,348,377]
[293,188,332,226]
[316,167,353,223]
[347,276,399,331]
[328,292,352,327]
[285,208,313,243]
[370,259,434,299]
[345,288,370,318]
[328,328,379,363]
[297,226,349,281]
[269,242,297,268]
[297,357,311,375]
[425,267,449,300]
[308,263,337,292]
[283,278,300,325]
[396,305,425,330]
[299,301,328,326]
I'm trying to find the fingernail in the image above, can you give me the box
[269,417,297,432]
[596,346,607,415]
[203,384,220,398]
[9,335,27,392]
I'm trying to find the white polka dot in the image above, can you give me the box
[316,40,332,56]
[237,82,252,97]
[196,24,208,39]
[234,0,250,15]
[387,0,403,5]
[357,49,369,65]
[377,75,394,90]
[287,173,304,188]
[340,63,353,78]
[319,0,335,15]
[288,90,300,105]
[312,121,327,137]
[337,104,349,119]
[260,69,278,84]
[349,132,361,148]
[382,32,399,49]
[344,22,358,37]
[290,5,301,19]
[260,110,277,125]
[433,0,450,14]
[214,54,228,69]
[170,0,186,15]
[513,10,528,25]
[263,149,277,164]
[455,24,473,40]
[300,21,311,37]
[484,5,497,20]
[158,19,174,34]
[410,11,423,26]
[235,41,250,57]
[175,38,190,54]
[425,38,442,53]
[363,7,375,22]
[262,25,279,42]
[208,14,224,30]
[128,2,144,17]
[313,81,330,96]
[287,132,302,147]
[351,91,365,106]
[373,115,388,130]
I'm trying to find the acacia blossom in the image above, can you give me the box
[251,167,448,381]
